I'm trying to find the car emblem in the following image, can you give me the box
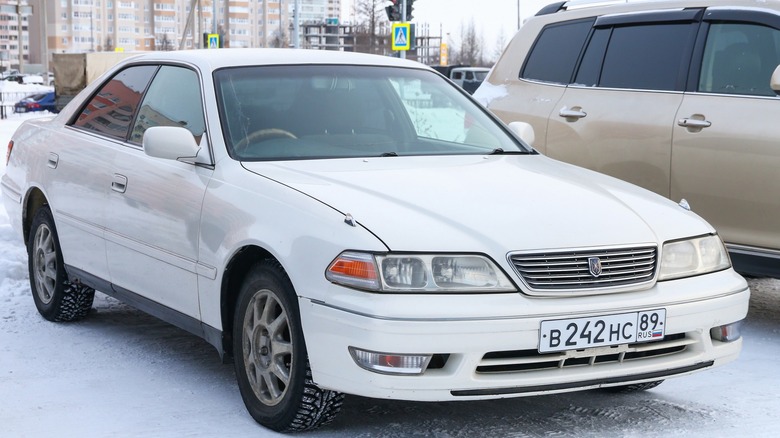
[588,257,602,277]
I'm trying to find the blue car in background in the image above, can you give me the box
[14,91,57,113]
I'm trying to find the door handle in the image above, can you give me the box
[559,107,587,121]
[47,153,59,169]
[677,118,711,129]
[111,174,128,193]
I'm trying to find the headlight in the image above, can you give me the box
[658,235,731,281]
[326,251,516,292]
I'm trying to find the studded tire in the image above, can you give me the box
[233,260,344,432]
[27,206,95,322]
[604,380,664,393]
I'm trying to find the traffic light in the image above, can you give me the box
[385,1,401,22]
[385,0,415,22]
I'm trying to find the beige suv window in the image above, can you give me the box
[699,23,780,96]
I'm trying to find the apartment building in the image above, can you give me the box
[9,0,341,73]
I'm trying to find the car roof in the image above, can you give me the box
[535,0,779,18]
[451,67,490,72]
[116,48,430,72]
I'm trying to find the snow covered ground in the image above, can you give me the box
[1,113,778,437]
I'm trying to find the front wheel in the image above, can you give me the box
[233,260,343,432]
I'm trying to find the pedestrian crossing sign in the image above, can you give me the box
[391,23,411,51]
[207,33,220,49]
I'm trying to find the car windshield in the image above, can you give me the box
[214,65,530,161]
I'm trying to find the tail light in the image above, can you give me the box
[6,140,13,165]
[30,103,40,109]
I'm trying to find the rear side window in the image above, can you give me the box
[599,23,696,91]
[698,22,780,96]
[521,19,594,84]
[73,65,158,140]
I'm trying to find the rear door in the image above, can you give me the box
[54,65,159,284]
[486,18,594,154]
[545,10,702,198]
[672,10,780,251]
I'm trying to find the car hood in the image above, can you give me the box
[242,155,711,253]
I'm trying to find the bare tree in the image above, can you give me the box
[270,28,289,48]
[157,34,175,51]
[353,0,389,55]
[453,19,485,66]
[491,27,508,66]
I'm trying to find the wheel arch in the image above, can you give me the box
[23,186,48,244]
[220,244,288,361]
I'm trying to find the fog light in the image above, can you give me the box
[710,321,742,342]
[349,347,432,375]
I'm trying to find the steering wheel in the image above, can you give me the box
[234,128,297,151]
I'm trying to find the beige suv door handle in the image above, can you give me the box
[559,107,587,121]
[677,118,711,129]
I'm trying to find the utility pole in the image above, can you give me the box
[17,0,23,72]
[400,0,406,59]
[293,0,300,48]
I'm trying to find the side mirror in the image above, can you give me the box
[771,64,780,94]
[143,126,200,161]
[508,121,535,146]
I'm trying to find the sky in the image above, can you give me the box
[342,0,553,60]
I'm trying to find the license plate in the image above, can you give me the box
[539,309,666,353]
[16,107,26,113]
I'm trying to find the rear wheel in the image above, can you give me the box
[603,380,664,393]
[233,260,343,432]
[28,206,95,322]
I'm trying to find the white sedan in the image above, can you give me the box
[1,49,749,432]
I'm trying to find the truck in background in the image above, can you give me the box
[52,52,139,112]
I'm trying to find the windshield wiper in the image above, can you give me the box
[379,152,399,157]
[488,148,534,155]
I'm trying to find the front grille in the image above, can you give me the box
[509,246,657,291]
[476,333,690,374]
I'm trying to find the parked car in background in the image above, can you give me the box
[2,49,749,432]
[449,66,491,94]
[478,0,780,278]
[14,91,56,113]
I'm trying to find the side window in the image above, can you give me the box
[699,22,780,96]
[521,19,594,84]
[130,66,206,144]
[574,28,611,86]
[73,65,158,140]
[598,23,696,91]
[452,72,463,80]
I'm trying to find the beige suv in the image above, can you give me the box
[478,0,780,278]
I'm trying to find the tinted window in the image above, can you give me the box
[599,23,695,91]
[699,22,780,96]
[73,65,157,139]
[521,19,594,84]
[574,28,611,86]
[130,66,206,144]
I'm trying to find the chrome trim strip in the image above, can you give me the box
[451,361,714,396]
[308,287,748,323]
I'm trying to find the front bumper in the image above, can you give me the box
[300,270,749,401]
